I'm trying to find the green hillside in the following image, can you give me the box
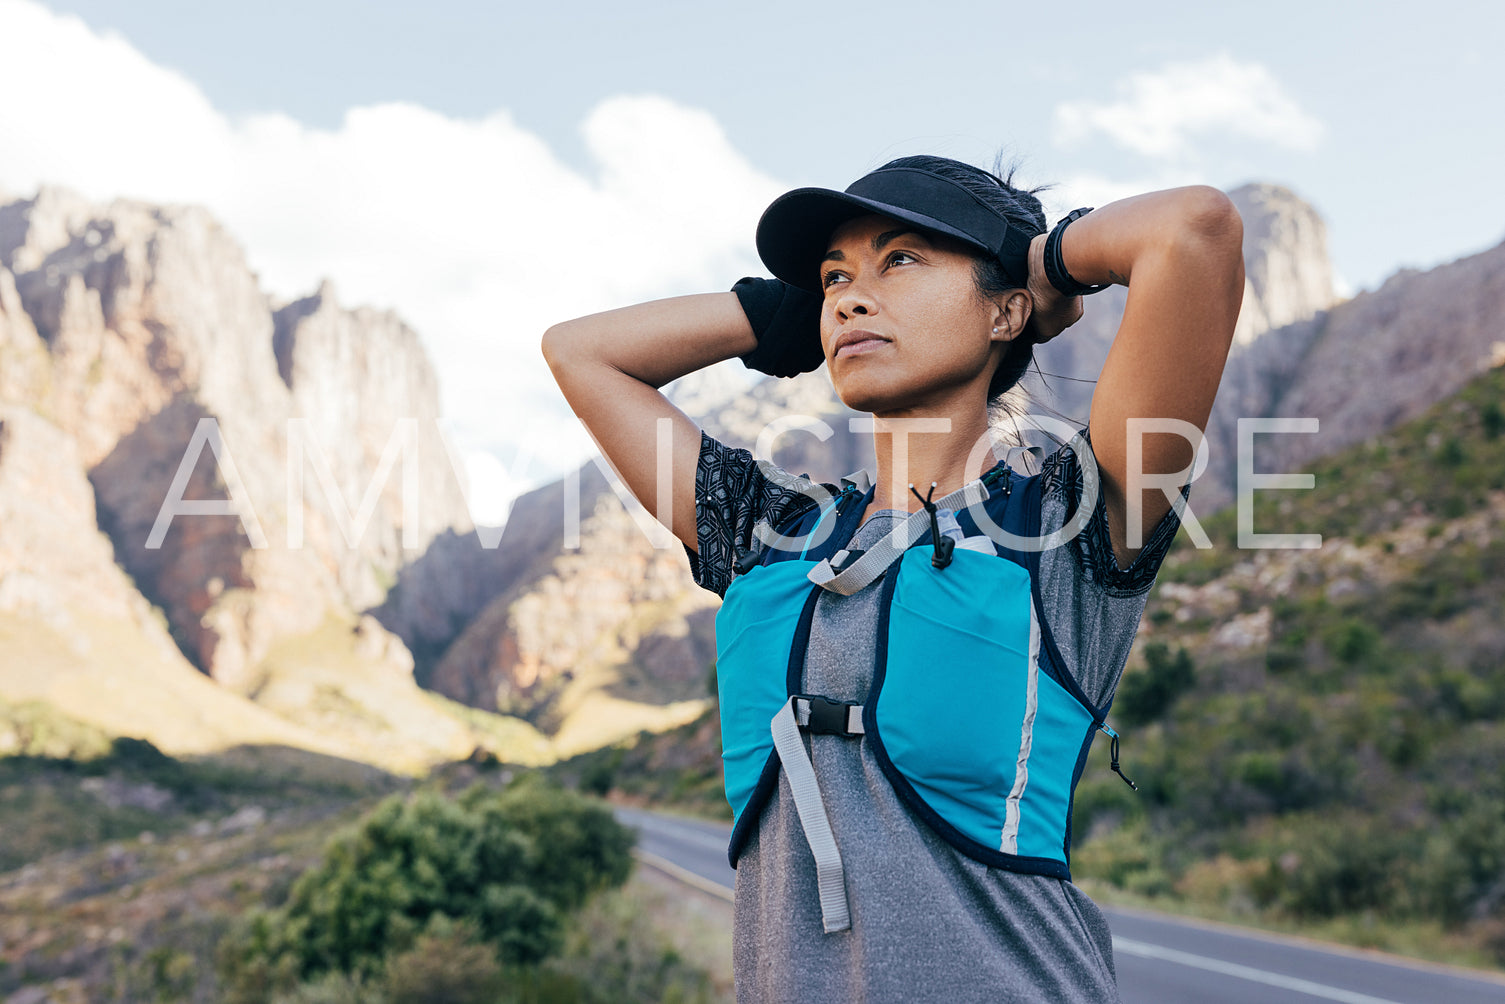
[1073,364,1505,965]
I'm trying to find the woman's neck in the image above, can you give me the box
[862,403,1004,517]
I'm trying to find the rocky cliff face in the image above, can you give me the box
[0,186,518,769]
[1227,182,1338,347]
[0,187,485,690]
[1243,242,1505,502]
[272,280,473,612]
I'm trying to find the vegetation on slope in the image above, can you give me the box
[0,736,725,1002]
[1071,365,1505,964]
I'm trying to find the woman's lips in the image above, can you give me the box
[834,334,890,359]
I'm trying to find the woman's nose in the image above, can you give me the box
[834,284,876,321]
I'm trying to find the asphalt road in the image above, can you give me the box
[614,806,1505,1003]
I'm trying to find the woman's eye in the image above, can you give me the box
[821,271,849,289]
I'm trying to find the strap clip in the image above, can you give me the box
[796,694,863,736]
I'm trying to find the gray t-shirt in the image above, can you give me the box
[685,429,1187,1003]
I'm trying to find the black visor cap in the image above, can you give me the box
[755,166,1035,293]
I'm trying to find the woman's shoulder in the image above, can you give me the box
[687,430,839,597]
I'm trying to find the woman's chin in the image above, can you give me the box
[832,372,917,415]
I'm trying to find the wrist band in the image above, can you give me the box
[1043,207,1110,297]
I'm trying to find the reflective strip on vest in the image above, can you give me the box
[1000,600,1042,854]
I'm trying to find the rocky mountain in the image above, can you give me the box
[0,187,522,770]
[1210,243,1505,508]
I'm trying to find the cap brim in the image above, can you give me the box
[755,187,994,293]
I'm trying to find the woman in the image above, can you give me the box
[543,155,1244,1001]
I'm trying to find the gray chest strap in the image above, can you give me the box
[770,695,864,934]
[806,479,992,594]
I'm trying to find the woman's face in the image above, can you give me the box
[819,214,1007,415]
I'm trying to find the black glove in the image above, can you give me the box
[731,276,825,378]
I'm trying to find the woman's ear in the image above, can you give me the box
[990,290,1032,343]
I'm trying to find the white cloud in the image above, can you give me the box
[0,0,784,514]
[1039,170,1208,226]
[1053,54,1324,160]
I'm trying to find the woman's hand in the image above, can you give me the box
[1025,232,1084,344]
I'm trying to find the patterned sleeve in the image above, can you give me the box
[1035,425,1191,709]
[684,430,829,598]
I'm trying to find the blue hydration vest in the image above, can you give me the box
[715,461,1113,881]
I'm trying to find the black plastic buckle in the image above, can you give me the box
[797,694,858,735]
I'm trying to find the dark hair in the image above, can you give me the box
[875,154,1051,407]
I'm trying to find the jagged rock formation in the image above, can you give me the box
[431,475,718,754]
[0,187,479,691]
[1233,241,1505,506]
[271,280,474,612]
[0,402,351,759]
[0,186,520,769]
[1227,183,1338,346]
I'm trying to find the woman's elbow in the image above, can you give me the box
[541,320,580,373]
[1180,186,1244,253]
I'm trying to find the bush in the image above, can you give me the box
[1482,401,1504,440]
[545,887,722,1004]
[219,776,634,999]
[377,917,515,1004]
[1114,644,1196,726]
[1412,798,1505,924]
[1254,818,1406,919]
[578,748,624,798]
[1322,619,1381,666]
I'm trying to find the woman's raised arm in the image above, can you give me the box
[540,293,758,553]
[1037,186,1245,570]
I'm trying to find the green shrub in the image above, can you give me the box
[1115,644,1196,726]
[545,886,722,1004]
[1255,818,1406,919]
[578,748,624,798]
[1323,619,1381,665]
[1412,798,1505,924]
[1436,437,1467,466]
[377,917,514,1004]
[1072,818,1176,897]
[219,776,634,999]
[1481,401,1503,440]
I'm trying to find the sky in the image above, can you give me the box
[2,0,1502,523]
